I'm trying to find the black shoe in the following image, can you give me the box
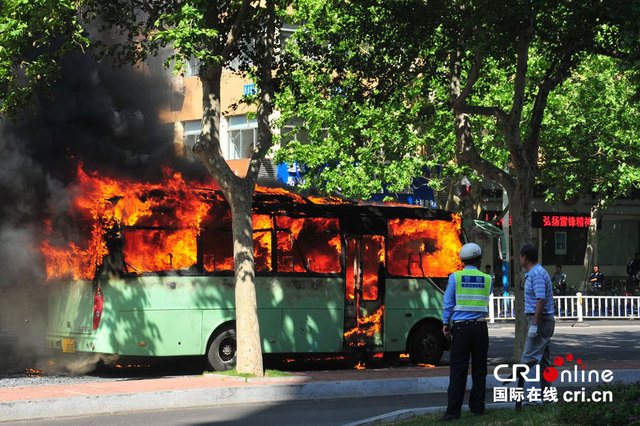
[437,414,460,422]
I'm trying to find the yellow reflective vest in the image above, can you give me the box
[453,269,491,313]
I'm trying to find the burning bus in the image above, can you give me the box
[43,167,464,370]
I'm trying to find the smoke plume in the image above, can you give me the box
[0,50,204,373]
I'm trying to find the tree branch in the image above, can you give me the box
[456,104,509,122]
[458,129,515,194]
[247,0,276,182]
[528,46,577,164]
[449,46,515,195]
[509,14,533,123]
[202,0,252,81]
[451,49,509,124]
[140,0,160,27]
[452,52,483,108]
[221,0,252,62]
[593,47,628,59]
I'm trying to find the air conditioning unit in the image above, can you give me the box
[258,159,278,182]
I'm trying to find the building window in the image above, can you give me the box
[182,120,201,151]
[280,23,297,48]
[541,227,587,265]
[185,56,200,77]
[228,115,257,159]
[598,220,639,266]
[281,118,311,147]
[554,232,567,255]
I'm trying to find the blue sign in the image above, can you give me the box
[243,84,257,96]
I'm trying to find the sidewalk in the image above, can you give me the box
[2,361,640,423]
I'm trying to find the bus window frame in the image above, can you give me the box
[273,214,342,276]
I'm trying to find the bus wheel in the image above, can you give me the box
[207,326,237,371]
[409,324,443,365]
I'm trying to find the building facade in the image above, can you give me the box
[477,184,640,294]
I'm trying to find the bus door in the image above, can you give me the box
[343,234,385,349]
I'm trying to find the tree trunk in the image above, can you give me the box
[195,64,264,377]
[508,180,534,362]
[229,182,263,376]
[582,200,605,292]
[448,42,534,363]
[443,175,458,212]
[227,0,277,377]
[463,178,483,220]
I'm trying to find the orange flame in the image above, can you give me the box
[344,306,384,342]
[387,215,463,277]
[24,368,44,377]
[115,364,151,369]
[40,166,352,281]
[256,186,308,204]
[40,166,212,280]
[253,214,273,271]
[363,235,384,300]
[39,166,462,284]
[275,216,341,273]
[308,195,351,205]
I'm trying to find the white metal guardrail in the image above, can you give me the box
[488,293,640,323]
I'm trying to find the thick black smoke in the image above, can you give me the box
[6,53,196,183]
[1,51,211,264]
[0,51,206,372]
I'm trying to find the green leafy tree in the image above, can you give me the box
[0,0,89,115]
[276,0,640,360]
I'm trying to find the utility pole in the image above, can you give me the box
[501,189,510,295]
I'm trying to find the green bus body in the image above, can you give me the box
[47,275,443,357]
[47,200,460,368]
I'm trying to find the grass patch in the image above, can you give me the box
[395,382,640,425]
[396,405,560,426]
[205,368,291,378]
[555,382,640,425]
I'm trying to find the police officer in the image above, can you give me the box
[438,243,492,422]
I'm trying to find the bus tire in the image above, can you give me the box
[207,325,237,371]
[409,324,443,365]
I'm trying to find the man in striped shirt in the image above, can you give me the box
[519,243,555,402]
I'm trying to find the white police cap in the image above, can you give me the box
[460,242,482,260]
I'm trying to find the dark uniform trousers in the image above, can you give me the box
[446,320,489,417]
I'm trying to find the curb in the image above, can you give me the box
[344,402,513,426]
[0,376,450,423]
[2,370,640,423]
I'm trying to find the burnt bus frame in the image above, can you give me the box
[114,193,458,289]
